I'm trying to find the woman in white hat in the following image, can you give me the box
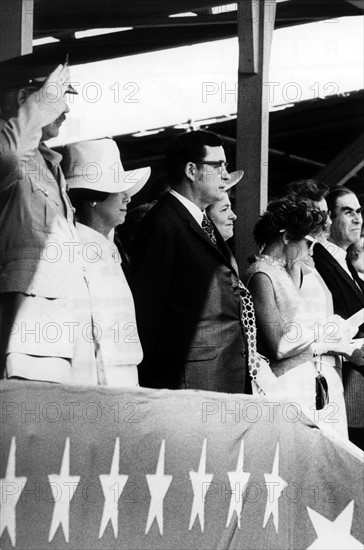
[62,138,151,386]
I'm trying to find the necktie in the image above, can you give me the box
[238,280,265,393]
[346,255,364,293]
[202,213,217,245]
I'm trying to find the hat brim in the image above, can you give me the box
[27,78,78,95]
[225,170,244,191]
[67,166,151,195]
[125,167,151,196]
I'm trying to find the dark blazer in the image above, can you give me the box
[131,193,247,393]
[313,242,364,428]
[114,231,132,286]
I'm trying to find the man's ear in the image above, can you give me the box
[184,161,196,182]
[17,88,28,106]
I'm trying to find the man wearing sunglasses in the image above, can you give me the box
[132,130,247,393]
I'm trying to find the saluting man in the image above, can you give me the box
[0,60,98,384]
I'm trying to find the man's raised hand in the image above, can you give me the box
[42,63,71,100]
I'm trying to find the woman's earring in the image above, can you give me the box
[89,201,97,208]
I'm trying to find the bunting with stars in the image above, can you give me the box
[0,381,363,550]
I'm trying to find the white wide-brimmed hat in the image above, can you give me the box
[63,138,151,196]
[225,170,244,191]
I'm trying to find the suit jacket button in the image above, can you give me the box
[233,285,239,293]
[241,351,246,358]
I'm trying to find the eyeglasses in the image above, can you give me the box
[195,160,229,173]
[304,234,317,254]
[304,234,316,244]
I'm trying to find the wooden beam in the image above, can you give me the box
[269,149,325,169]
[0,0,33,62]
[315,132,364,186]
[50,13,238,37]
[32,0,362,39]
[238,0,259,74]
[32,0,226,35]
[0,24,237,72]
[234,0,276,275]
[346,0,364,11]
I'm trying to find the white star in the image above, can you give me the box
[263,443,287,532]
[226,439,251,529]
[0,437,27,547]
[145,440,173,535]
[307,501,362,549]
[188,439,214,532]
[48,438,80,543]
[99,438,128,539]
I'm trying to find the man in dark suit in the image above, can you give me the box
[313,187,364,449]
[132,131,247,392]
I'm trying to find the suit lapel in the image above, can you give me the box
[212,220,240,274]
[314,243,364,303]
[166,193,239,276]
[347,257,364,293]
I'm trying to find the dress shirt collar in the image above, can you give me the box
[323,238,354,279]
[169,189,204,226]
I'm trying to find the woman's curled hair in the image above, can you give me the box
[253,197,327,248]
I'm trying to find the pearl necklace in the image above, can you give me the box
[255,254,287,270]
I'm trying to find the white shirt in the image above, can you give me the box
[169,189,204,226]
[323,238,363,292]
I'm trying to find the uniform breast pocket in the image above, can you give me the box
[30,182,56,234]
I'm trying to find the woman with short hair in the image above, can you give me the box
[206,191,237,242]
[246,197,352,436]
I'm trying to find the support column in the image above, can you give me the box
[0,0,33,62]
[234,0,276,275]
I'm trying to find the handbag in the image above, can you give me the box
[314,353,329,410]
